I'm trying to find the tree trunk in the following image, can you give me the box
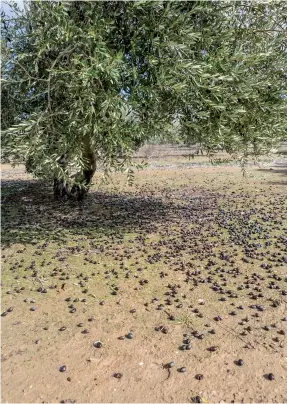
[71,135,97,201]
[53,154,70,200]
[53,139,96,202]
[53,178,70,200]
[70,168,95,201]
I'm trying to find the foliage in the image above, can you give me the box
[176,2,287,163]
[1,1,286,192]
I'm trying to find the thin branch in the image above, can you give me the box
[47,45,77,113]
[13,60,47,82]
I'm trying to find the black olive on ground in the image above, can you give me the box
[267,373,275,381]
[93,341,103,348]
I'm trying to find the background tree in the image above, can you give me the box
[1,1,286,200]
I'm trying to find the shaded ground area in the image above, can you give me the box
[1,162,287,403]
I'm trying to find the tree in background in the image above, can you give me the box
[1,1,286,200]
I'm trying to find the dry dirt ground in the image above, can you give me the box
[1,161,287,403]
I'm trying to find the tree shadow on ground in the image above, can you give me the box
[266,181,287,186]
[256,167,287,186]
[257,168,287,174]
[1,179,184,247]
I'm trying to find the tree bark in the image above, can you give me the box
[53,178,70,200]
[53,139,96,202]
[53,154,70,200]
[75,136,97,200]
[70,168,95,201]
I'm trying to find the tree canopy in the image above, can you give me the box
[1,1,286,198]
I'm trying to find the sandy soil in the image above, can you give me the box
[1,162,287,403]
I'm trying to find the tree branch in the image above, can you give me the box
[14,60,47,82]
[47,45,77,113]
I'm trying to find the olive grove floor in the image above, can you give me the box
[1,160,287,403]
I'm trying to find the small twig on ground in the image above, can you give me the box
[160,363,172,382]
[206,315,282,353]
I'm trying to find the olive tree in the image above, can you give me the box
[2,1,191,199]
[1,1,286,200]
